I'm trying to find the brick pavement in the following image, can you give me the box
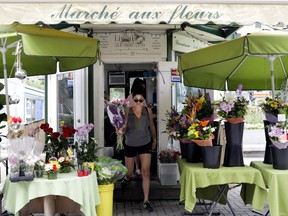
[113,185,270,216]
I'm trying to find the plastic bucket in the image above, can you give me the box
[96,183,114,216]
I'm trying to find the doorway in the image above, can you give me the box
[104,62,158,177]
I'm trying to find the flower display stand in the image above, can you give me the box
[223,121,244,167]
[186,142,202,163]
[159,162,178,185]
[263,120,273,164]
[96,183,114,216]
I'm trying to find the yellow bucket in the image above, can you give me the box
[96,183,114,216]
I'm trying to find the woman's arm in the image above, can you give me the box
[147,107,157,150]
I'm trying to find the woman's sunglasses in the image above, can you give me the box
[134,98,144,103]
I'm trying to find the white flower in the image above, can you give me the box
[58,157,65,163]
[44,164,53,171]
[225,92,236,102]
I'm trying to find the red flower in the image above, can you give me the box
[52,164,57,171]
[40,123,50,131]
[53,132,60,139]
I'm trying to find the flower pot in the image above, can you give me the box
[202,145,222,169]
[270,145,288,170]
[60,166,72,173]
[191,134,214,147]
[211,121,220,146]
[159,163,178,185]
[225,117,245,124]
[78,170,84,177]
[47,172,57,180]
[34,170,44,178]
[186,141,202,163]
[223,121,244,167]
[96,184,114,216]
[179,138,191,159]
[263,120,273,164]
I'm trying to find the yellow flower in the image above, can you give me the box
[50,160,61,169]
[67,148,73,156]
[269,101,278,109]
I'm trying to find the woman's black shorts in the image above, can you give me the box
[124,142,152,157]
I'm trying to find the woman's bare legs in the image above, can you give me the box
[139,153,151,202]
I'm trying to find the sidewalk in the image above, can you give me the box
[113,185,270,216]
[113,156,269,216]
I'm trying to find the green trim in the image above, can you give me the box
[88,64,94,137]
[45,75,48,123]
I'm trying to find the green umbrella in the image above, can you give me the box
[178,32,288,98]
[0,22,101,116]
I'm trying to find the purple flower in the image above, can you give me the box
[220,102,233,113]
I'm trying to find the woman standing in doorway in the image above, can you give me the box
[127,78,146,175]
[121,85,157,212]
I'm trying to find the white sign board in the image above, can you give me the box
[95,32,167,61]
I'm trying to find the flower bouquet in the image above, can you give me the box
[45,157,61,180]
[94,156,128,185]
[185,119,216,146]
[72,123,101,169]
[57,149,75,173]
[217,84,249,123]
[268,122,288,149]
[106,99,129,151]
[259,97,288,123]
[182,91,214,121]
[8,136,38,182]
[164,107,189,140]
[158,149,181,163]
[40,123,76,161]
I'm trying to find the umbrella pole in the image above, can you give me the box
[1,48,10,118]
[269,55,276,99]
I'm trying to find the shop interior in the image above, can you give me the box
[104,62,158,176]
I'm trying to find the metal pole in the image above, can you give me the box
[269,55,276,99]
[1,46,10,118]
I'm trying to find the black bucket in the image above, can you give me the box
[202,145,222,169]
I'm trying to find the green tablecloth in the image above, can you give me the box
[177,159,267,213]
[251,161,288,216]
[3,171,100,216]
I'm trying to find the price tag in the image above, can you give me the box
[277,114,286,122]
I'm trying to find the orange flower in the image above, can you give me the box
[200,120,210,127]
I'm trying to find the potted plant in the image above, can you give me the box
[216,84,249,167]
[182,91,215,121]
[34,159,45,178]
[44,157,61,180]
[268,121,288,170]
[217,84,249,124]
[164,107,191,159]
[259,96,288,123]
[94,156,127,216]
[158,149,181,186]
[57,150,75,173]
[40,123,76,161]
[72,123,101,173]
[259,96,288,164]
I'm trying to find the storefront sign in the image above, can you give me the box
[0,3,288,26]
[172,32,209,53]
[95,32,167,61]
